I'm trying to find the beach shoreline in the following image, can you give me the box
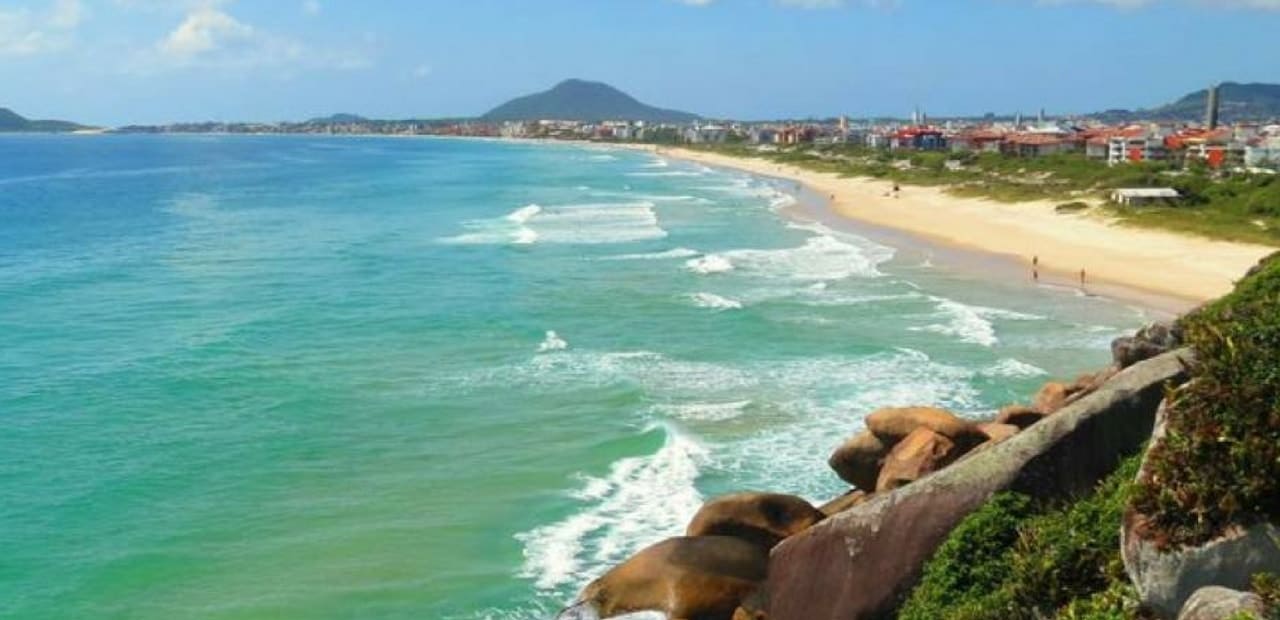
[607,142,1275,316]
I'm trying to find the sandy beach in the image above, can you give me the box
[618,144,1275,310]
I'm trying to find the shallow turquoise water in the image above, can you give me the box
[0,135,1146,619]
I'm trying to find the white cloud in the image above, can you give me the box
[133,3,370,72]
[158,5,253,57]
[49,0,84,29]
[0,0,83,56]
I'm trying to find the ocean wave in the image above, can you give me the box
[441,202,667,246]
[685,254,735,275]
[652,400,752,422]
[911,296,1044,347]
[515,424,707,592]
[601,247,701,261]
[537,331,568,353]
[707,232,894,282]
[689,292,743,310]
[625,170,704,178]
[980,358,1049,378]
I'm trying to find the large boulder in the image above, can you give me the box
[1176,586,1268,620]
[1124,521,1280,619]
[875,428,961,492]
[995,404,1045,429]
[687,493,825,550]
[864,406,984,449]
[827,431,890,491]
[818,490,869,517]
[1123,398,1280,619]
[763,350,1192,620]
[559,536,768,620]
[1113,323,1183,369]
[1033,381,1072,414]
[976,422,1020,444]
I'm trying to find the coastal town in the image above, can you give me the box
[101,85,1280,176]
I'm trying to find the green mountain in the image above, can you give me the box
[482,79,700,123]
[0,107,89,132]
[1156,82,1280,121]
[1092,82,1280,123]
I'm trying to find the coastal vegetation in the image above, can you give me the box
[688,143,1280,246]
[899,456,1144,620]
[1129,252,1280,547]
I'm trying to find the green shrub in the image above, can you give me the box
[900,456,1144,620]
[1253,573,1280,620]
[1130,253,1280,547]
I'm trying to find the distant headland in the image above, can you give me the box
[0,107,94,133]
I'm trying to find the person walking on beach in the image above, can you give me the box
[1080,268,1087,292]
[1032,255,1039,282]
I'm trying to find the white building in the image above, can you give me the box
[1111,188,1180,206]
[1245,137,1280,170]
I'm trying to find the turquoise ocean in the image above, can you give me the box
[0,135,1147,619]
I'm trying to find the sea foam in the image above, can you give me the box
[911,296,1044,347]
[442,202,667,246]
[516,424,707,592]
[684,255,735,275]
[689,292,743,310]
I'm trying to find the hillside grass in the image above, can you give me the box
[1129,252,1280,547]
[899,455,1148,620]
[686,144,1280,246]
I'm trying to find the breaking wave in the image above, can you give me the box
[441,202,667,246]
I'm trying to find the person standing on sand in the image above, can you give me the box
[1032,255,1039,282]
[1080,268,1087,291]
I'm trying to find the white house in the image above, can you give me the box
[1110,188,1180,206]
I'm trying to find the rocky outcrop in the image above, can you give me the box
[687,493,825,550]
[1113,322,1183,369]
[1122,389,1280,618]
[818,490,869,517]
[827,431,889,491]
[865,406,985,449]
[994,405,1045,429]
[1034,381,1072,414]
[976,422,1020,443]
[875,428,962,492]
[1123,415,1280,620]
[1124,521,1280,619]
[763,349,1192,620]
[558,536,768,620]
[1176,586,1268,620]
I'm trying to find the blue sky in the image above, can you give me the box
[1,0,1278,125]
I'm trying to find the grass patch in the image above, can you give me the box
[1129,252,1280,547]
[900,455,1146,620]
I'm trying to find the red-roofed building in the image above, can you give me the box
[949,129,1007,154]
[1182,129,1242,169]
[891,126,946,151]
[1002,133,1081,158]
